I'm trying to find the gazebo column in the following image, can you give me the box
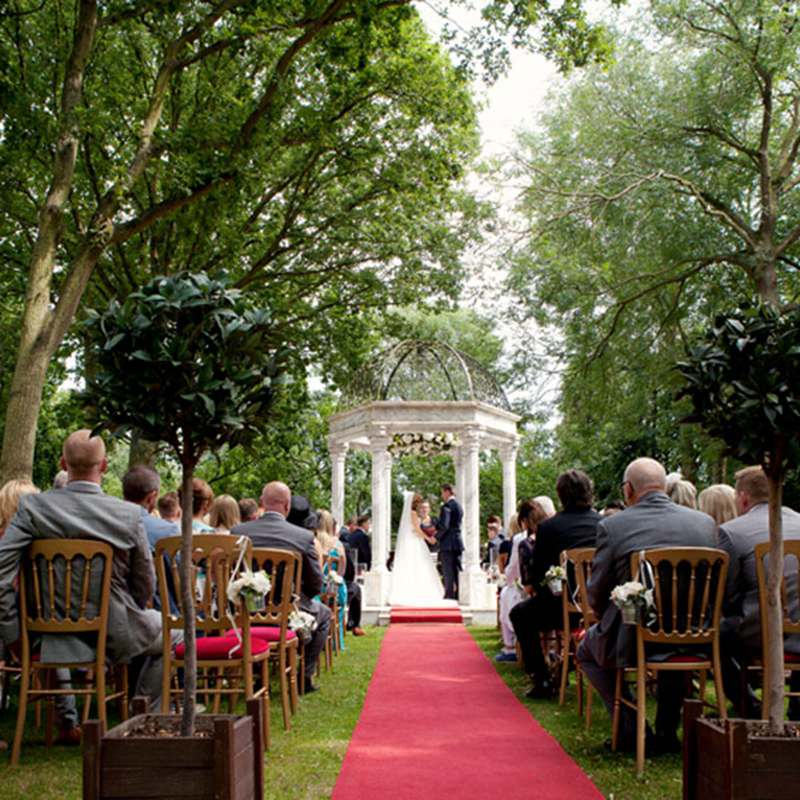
[460,427,490,607]
[499,438,519,532]
[364,434,392,607]
[453,446,466,499]
[329,441,348,529]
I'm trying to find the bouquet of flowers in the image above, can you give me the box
[289,608,318,644]
[487,564,506,587]
[543,565,566,596]
[226,569,271,613]
[325,569,344,595]
[388,432,459,457]
[610,581,654,625]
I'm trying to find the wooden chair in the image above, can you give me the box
[323,551,347,655]
[155,535,271,748]
[754,540,800,718]
[11,539,128,766]
[558,547,596,729]
[612,547,729,775]
[248,548,300,730]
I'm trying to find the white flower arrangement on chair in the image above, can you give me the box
[610,581,655,625]
[543,565,566,596]
[226,569,271,613]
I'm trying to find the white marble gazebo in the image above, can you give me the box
[327,341,521,622]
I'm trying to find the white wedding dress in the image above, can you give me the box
[388,491,448,606]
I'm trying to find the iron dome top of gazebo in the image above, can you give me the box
[343,339,511,412]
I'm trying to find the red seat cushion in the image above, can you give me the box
[786,652,800,663]
[226,626,297,643]
[660,654,708,664]
[174,636,269,660]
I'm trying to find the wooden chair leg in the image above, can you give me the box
[712,641,728,721]
[585,679,593,731]
[576,661,584,718]
[96,662,107,730]
[559,634,570,705]
[279,649,290,731]
[45,671,56,748]
[611,669,622,752]
[289,645,298,714]
[636,665,647,776]
[11,660,31,767]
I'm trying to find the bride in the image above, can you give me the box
[388,491,447,606]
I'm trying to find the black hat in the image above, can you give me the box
[288,494,315,529]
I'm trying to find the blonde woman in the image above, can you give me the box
[698,484,737,526]
[0,479,40,751]
[0,479,39,536]
[315,509,348,648]
[208,494,240,534]
[669,479,698,509]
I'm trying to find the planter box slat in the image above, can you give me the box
[101,767,215,798]
[232,718,252,754]
[102,739,214,767]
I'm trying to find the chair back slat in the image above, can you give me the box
[250,549,300,637]
[20,539,114,637]
[755,540,800,640]
[155,535,252,638]
[630,547,728,645]
[562,547,596,625]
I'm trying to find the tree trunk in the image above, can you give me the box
[765,474,785,733]
[180,463,197,737]
[0,322,53,482]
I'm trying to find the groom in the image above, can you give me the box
[435,484,464,600]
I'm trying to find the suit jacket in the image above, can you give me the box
[232,511,323,604]
[526,507,601,587]
[347,528,372,572]
[718,503,800,655]
[436,498,464,553]
[585,491,716,667]
[0,481,160,664]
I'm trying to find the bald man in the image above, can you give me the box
[577,457,717,755]
[0,429,172,718]
[232,481,331,692]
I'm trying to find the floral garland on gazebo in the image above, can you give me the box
[388,432,459,457]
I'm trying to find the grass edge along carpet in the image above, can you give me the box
[332,623,603,800]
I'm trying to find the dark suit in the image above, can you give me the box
[232,511,330,679]
[577,491,716,741]
[436,497,464,599]
[510,508,600,681]
[347,528,372,572]
[338,531,362,630]
[717,503,800,714]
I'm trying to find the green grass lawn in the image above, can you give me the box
[469,626,683,800]
[0,628,385,800]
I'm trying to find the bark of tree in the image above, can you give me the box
[765,470,786,733]
[179,463,197,736]
[129,432,160,468]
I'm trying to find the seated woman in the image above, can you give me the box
[315,509,349,650]
[208,494,240,534]
[0,479,81,749]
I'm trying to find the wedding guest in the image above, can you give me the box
[348,515,372,573]
[718,466,800,718]
[315,509,346,561]
[601,501,625,517]
[315,509,348,648]
[495,502,548,663]
[238,497,260,523]
[698,484,736,527]
[0,479,42,751]
[484,515,505,566]
[52,470,69,490]
[511,471,601,697]
[178,477,214,532]
[0,431,173,719]
[123,466,178,550]
[577,457,716,753]
[340,515,367,637]
[533,495,557,519]
[232,481,331,692]
[669,478,697,509]
[419,500,437,548]
[157,492,181,523]
[208,494,240,534]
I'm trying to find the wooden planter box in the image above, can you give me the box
[683,699,800,800]
[83,698,264,800]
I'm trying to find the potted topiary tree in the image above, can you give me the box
[80,272,285,800]
[678,302,800,799]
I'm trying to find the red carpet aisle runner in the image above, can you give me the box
[389,606,463,624]
[333,624,602,800]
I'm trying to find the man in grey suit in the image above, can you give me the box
[577,458,717,752]
[0,430,171,713]
[718,465,800,718]
[231,481,331,692]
